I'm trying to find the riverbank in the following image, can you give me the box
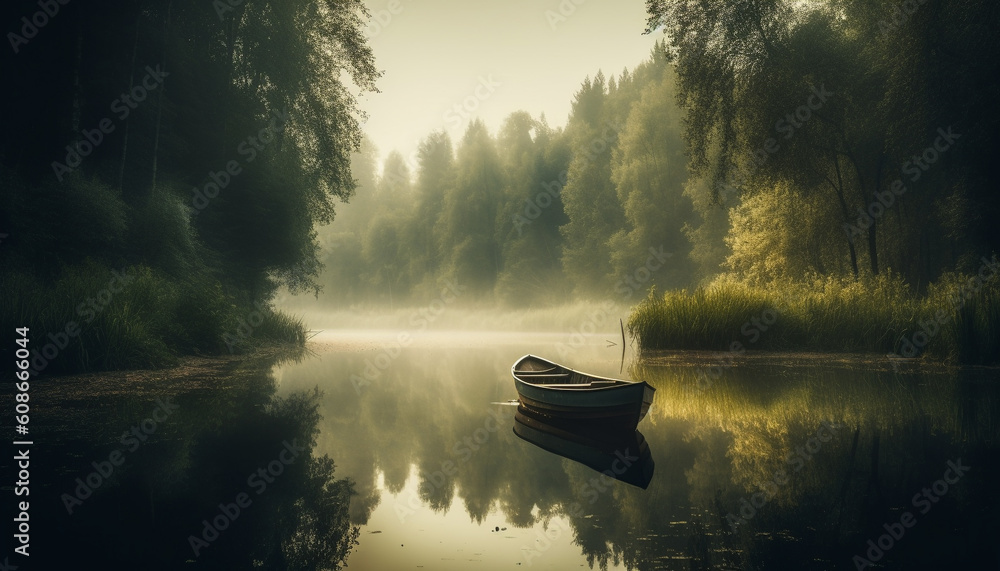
[627,269,1000,365]
[16,344,306,410]
[1,261,306,377]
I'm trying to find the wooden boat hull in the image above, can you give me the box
[513,405,655,489]
[511,354,655,431]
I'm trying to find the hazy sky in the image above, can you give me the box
[358,0,660,170]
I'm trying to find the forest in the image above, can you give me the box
[5,3,998,569]
[306,1,999,362]
[1,0,378,373]
[3,0,999,372]
[309,44,693,307]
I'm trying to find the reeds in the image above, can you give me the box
[0,261,307,375]
[628,270,1000,364]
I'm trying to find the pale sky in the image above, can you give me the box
[358,0,661,170]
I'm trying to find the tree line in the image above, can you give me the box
[1,0,377,370]
[314,43,695,307]
[316,0,998,314]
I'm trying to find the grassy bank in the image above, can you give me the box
[628,266,1000,365]
[1,260,305,376]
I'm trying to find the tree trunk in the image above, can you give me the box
[866,161,886,276]
[222,5,247,154]
[70,23,84,136]
[847,238,860,278]
[867,221,878,276]
[829,154,860,277]
[118,7,141,194]
[150,1,172,195]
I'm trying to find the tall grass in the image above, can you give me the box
[0,260,307,375]
[226,310,307,354]
[628,268,1000,364]
[627,285,774,350]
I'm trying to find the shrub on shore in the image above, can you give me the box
[0,260,306,376]
[628,264,1000,364]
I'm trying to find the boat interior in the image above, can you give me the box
[514,357,625,387]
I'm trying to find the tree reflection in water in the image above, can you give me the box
[6,351,358,570]
[277,347,999,570]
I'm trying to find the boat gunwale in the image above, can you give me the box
[511,354,655,393]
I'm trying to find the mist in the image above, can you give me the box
[276,46,693,334]
[3,1,1000,569]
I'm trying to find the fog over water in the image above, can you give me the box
[276,299,635,336]
[4,0,998,568]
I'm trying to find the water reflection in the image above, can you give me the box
[276,337,999,570]
[0,352,358,570]
[513,404,655,489]
[15,336,995,569]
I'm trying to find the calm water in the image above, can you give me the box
[4,330,998,570]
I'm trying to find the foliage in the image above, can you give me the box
[1,0,378,372]
[623,0,1000,362]
[630,268,1000,363]
[646,0,1000,286]
[304,43,697,307]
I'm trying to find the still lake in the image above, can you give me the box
[5,329,998,570]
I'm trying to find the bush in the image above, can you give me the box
[0,261,174,374]
[628,265,999,364]
[0,260,306,375]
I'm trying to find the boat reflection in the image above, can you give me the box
[512,404,655,489]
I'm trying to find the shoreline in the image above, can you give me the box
[635,349,1000,373]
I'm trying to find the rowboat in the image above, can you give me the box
[513,405,655,489]
[511,354,655,431]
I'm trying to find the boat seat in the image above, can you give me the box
[515,371,569,377]
[536,382,619,388]
[517,373,571,381]
[515,364,558,374]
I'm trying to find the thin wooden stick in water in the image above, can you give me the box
[620,319,626,374]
